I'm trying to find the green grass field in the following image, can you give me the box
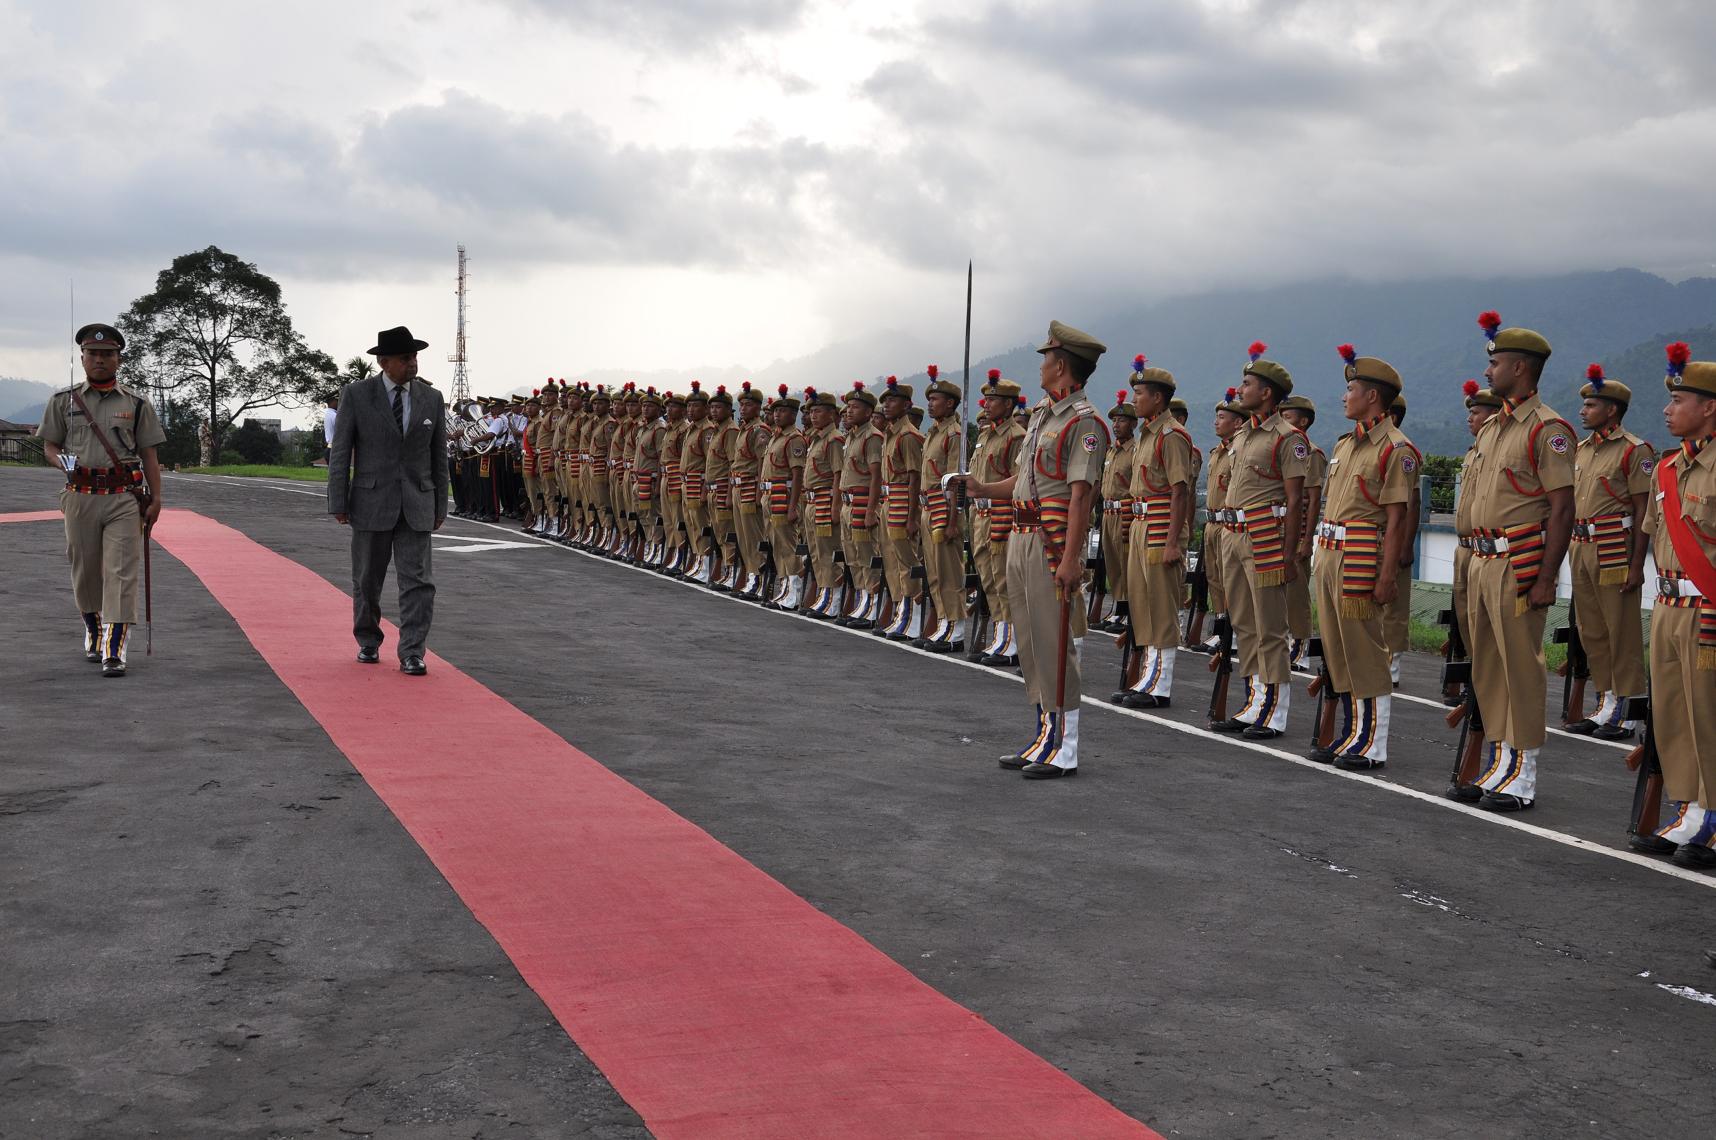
[179,465,328,481]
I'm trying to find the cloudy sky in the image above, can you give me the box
[4,0,1714,418]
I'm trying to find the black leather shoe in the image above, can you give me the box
[1563,719,1597,735]
[926,640,959,654]
[1021,763,1076,779]
[1241,725,1283,740]
[1446,782,1483,803]
[1334,754,1385,771]
[1479,792,1533,812]
[1592,724,1635,742]
[1120,692,1170,710]
[1673,843,1716,869]
[1629,833,1677,857]
[357,647,381,664]
[1305,745,1336,763]
[1210,717,1250,733]
[101,657,126,678]
[85,647,101,663]
[998,753,1029,770]
[980,654,1018,667]
[400,656,428,676]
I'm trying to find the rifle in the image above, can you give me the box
[1438,605,1468,707]
[1085,518,1107,628]
[957,259,987,658]
[1305,636,1337,753]
[1181,524,1209,648]
[1553,595,1590,726]
[1443,678,1486,801]
[1206,614,1234,727]
[1623,697,1672,854]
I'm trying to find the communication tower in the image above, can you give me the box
[450,244,470,404]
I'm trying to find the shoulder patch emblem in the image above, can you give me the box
[1292,439,1309,461]
[1547,434,1570,455]
[1082,433,1100,453]
[1641,456,1656,475]
[1401,453,1418,474]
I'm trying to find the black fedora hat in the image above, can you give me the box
[368,326,429,356]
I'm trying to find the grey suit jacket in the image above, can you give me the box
[326,375,449,532]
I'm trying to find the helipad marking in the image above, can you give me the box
[152,508,1159,1140]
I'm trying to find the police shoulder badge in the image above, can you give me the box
[1547,433,1570,455]
[1082,432,1100,453]
[1402,452,1418,474]
[1292,438,1309,461]
[1641,455,1657,475]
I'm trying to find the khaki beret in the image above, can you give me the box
[707,385,735,406]
[803,388,838,410]
[1579,364,1630,406]
[1243,341,1292,394]
[1477,310,1551,360]
[1664,343,1716,397]
[907,407,924,424]
[735,383,763,404]
[981,369,1023,400]
[74,322,125,350]
[1109,389,1137,419]
[881,377,914,402]
[1280,394,1317,424]
[1216,386,1246,415]
[1337,345,1403,396]
[685,383,709,403]
[1169,397,1189,414]
[843,381,878,408]
[1462,381,1503,410]
[1036,320,1107,365]
[1130,367,1177,393]
[770,384,801,412]
[922,365,959,401]
[1391,393,1407,413]
[664,390,687,406]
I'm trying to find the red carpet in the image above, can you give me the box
[0,510,65,524]
[153,510,1160,1139]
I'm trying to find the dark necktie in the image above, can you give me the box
[391,384,404,434]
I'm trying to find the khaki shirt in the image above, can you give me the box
[1644,441,1716,576]
[1574,427,1655,519]
[1102,438,1136,501]
[1206,440,1233,511]
[920,415,962,484]
[1017,389,1108,503]
[761,426,807,482]
[1465,393,1576,531]
[632,419,665,475]
[1226,411,1310,509]
[883,418,924,483]
[37,381,166,463]
[1455,441,1480,536]
[705,422,737,482]
[1324,418,1414,524]
[1129,413,1195,498]
[805,424,844,490]
[972,418,1025,484]
[840,421,884,491]
[729,419,770,477]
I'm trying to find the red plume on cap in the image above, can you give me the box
[1478,310,1502,338]
[1225,386,1238,402]
[1133,353,1146,371]
[1667,342,1692,376]
[1247,341,1267,362]
[1585,363,1606,391]
[987,368,1000,382]
[1116,389,1127,403]
[1462,379,1481,397]
[532,388,540,396]
[805,387,817,397]
[1337,343,1356,365]
[691,380,702,392]
[778,383,789,397]
[854,380,866,391]
[717,384,728,395]
[886,375,898,389]
[927,364,939,380]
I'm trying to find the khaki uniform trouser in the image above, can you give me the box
[663,491,682,548]
[841,505,881,594]
[1649,604,1716,803]
[971,513,1010,621]
[710,508,735,560]
[683,498,708,553]
[589,478,612,526]
[807,500,840,593]
[522,471,541,512]
[1205,526,1228,615]
[1571,541,1647,694]
[881,525,921,601]
[610,474,629,526]
[1287,554,1313,640]
[1313,547,1392,699]
[1100,511,1127,602]
[62,489,143,624]
[922,508,965,619]
[768,512,804,577]
[1466,553,1548,750]
[1452,543,1471,653]
[1124,519,1185,649]
[1217,524,1291,684]
[733,504,765,574]
[1384,559,1412,654]
[1006,529,1086,711]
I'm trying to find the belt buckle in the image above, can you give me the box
[1660,576,1679,598]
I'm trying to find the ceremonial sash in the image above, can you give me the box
[885,482,913,538]
[684,471,706,502]
[925,486,952,539]
[1036,496,1071,569]
[1239,502,1287,586]
[1324,520,1382,619]
[1574,512,1632,585]
[1472,523,1547,615]
[765,479,792,516]
[811,487,836,536]
[1659,459,1716,668]
[711,475,733,515]
[1135,493,1173,563]
[664,459,682,498]
[842,486,872,529]
[635,470,656,503]
[589,456,608,478]
[988,498,1014,540]
[521,452,539,477]
[479,456,492,478]
[734,471,760,508]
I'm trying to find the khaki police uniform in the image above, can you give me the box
[1100,420,1136,614]
[38,374,165,663]
[802,402,845,615]
[919,403,965,645]
[971,391,1025,659]
[1204,437,1234,620]
[761,406,808,597]
[879,400,926,631]
[706,407,739,585]
[1288,437,1328,655]
[729,397,771,590]
[839,395,886,625]
[1120,404,1195,701]
[1571,405,1653,732]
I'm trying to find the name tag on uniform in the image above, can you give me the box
[422,419,433,427]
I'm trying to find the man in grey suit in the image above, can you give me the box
[327,326,448,675]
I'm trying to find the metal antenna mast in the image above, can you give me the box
[449,244,471,404]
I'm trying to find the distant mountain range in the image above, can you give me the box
[0,377,57,425]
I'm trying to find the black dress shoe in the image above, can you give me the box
[1479,792,1533,812]
[980,654,1018,667]
[400,656,428,676]
[1673,843,1716,869]
[1210,717,1250,733]
[357,647,381,664]
[1305,745,1336,763]
[1592,724,1635,742]
[1446,782,1483,803]
[101,657,126,678]
[1021,762,1076,779]
[1120,692,1170,710]
[1334,754,1385,771]
[1629,833,1677,857]
[927,640,959,654]
[998,754,1029,770]
[1241,725,1283,740]
[1563,719,1597,736]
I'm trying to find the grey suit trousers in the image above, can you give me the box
[352,517,434,659]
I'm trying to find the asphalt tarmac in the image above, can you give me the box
[4,465,1714,1139]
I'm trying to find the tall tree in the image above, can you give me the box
[343,356,375,383]
[118,246,337,457]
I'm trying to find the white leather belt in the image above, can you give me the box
[1659,576,1704,599]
